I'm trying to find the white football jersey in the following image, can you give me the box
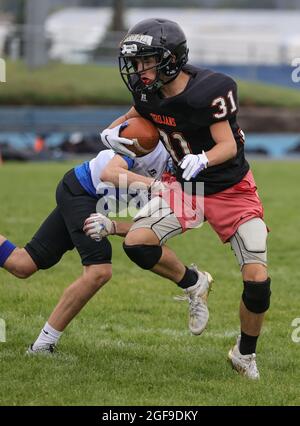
[130,141,170,179]
[89,141,169,192]
[89,149,115,192]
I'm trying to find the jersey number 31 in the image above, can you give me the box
[212,90,237,119]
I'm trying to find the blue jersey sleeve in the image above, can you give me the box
[121,155,135,170]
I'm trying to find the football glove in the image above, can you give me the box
[83,213,116,241]
[100,122,136,158]
[180,151,209,181]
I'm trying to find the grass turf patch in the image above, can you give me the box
[0,160,299,405]
[1,60,300,108]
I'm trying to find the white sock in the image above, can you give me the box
[32,322,62,350]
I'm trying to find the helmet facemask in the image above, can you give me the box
[119,42,185,94]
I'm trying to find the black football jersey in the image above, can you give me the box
[132,65,249,195]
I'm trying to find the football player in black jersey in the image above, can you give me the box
[99,18,270,379]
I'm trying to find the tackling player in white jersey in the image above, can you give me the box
[0,143,169,353]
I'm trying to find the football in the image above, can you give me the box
[119,117,160,156]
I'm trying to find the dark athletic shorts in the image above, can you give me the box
[25,169,112,269]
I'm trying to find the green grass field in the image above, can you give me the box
[0,160,300,406]
[1,60,300,108]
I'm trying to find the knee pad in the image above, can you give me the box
[242,277,271,313]
[123,243,162,270]
[131,196,183,244]
[230,218,268,268]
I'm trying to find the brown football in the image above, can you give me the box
[119,117,160,156]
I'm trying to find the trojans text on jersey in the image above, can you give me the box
[150,113,177,127]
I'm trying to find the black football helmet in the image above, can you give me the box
[119,18,189,94]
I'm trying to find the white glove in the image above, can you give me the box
[100,122,136,159]
[83,213,116,241]
[180,151,209,181]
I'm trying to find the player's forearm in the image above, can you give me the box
[108,115,128,129]
[108,107,140,128]
[206,140,237,167]
[101,167,153,189]
[113,220,132,237]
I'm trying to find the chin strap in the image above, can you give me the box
[141,74,178,94]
